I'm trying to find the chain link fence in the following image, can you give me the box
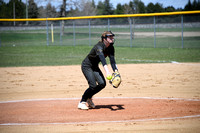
[0,12,200,48]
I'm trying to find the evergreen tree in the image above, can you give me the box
[0,0,7,18]
[154,3,164,12]
[165,6,175,12]
[184,0,192,10]
[16,0,26,18]
[5,0,26,18]
[97,0,113,15]
[103,0,114,15]
[192,0,200,10]
[115,3,124,14]
[97,1,104,15]
[146,2,155,13]
[28,0,38,18]
[137,0,146,13]
[146,2,164,13]
[46,2,57,18]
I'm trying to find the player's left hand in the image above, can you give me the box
[109,71,121,88]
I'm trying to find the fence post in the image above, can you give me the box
[130,18,133,47]
[46,19,49,46]
[73,20,76,46]
[108,18,110,31]
[154,16,156,48]
[181,15,184,48]
[60,21,62,45]
[89,19,91,46]
[51,24,54,44]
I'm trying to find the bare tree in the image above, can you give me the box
[61,0,66,36]
[36,0,66,35]
[123,3,133,25]
[60,0,80,36]
[36,0,91,35]
[124,2,135,39]
[77,0,96,16]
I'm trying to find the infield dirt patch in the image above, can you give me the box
[0,63,200,132]
[0,98,200,124]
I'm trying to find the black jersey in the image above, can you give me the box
[82,41,117,71]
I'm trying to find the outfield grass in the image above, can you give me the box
[0,27,199,67]
[2,27,199,33]
[1,32,200,48]
[0,45,199,67]
[1,27,200,48]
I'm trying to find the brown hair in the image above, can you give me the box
[100,31,115,42]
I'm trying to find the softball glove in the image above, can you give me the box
[109,71,121,88]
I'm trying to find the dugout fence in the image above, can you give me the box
[0,11,200,48]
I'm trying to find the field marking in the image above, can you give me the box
[0,97,200,104]
[120,59,200,66]
[121,58,170,63]
[0,97,199,126]
[1,115,200,126]
[121,58,178,63]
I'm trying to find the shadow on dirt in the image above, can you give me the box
[92,104,125,111]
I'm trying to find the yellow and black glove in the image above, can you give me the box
[109,70,121,88]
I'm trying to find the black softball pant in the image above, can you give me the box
[81,64,106,102]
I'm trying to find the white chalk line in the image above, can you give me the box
[121,58,170,63]
[121,58,179,63]
[1,115,200,126]
[120,58,200,66]
[0,97,200,126]
[0,97,200,104]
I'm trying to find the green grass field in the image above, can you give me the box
[0,45,199,67]
[0,27,199,67]
[1,27,200,48]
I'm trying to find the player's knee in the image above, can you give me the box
[89,84,97,90]
[99,82,106,89]
[89,82,106,90]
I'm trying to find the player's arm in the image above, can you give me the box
[96,46,112,77]
[108,46,118,72]
[98,54,112,77]
[109,54,118,72]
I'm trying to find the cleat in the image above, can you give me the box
[87,98,95,108]
[78,102,89,110]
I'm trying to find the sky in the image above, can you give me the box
[3,0,192,9]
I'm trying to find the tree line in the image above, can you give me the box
[0,0,200,25]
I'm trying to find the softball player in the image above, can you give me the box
[78,31,119,110]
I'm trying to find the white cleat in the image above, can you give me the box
[78,102,89,110]
[87,98,95,109]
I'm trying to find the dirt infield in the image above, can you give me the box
[0,63,200,132]
[0,98,200,125]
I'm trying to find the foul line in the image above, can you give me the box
[121,58,170,63]
[120,58,200,66]
[0,97,199,126]
[1,115,200,126]
[0,97,200,104]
